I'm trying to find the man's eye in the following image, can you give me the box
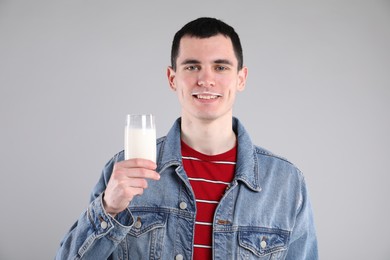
[215,66,228,71]
[186,65,199,71]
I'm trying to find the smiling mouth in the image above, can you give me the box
[192,92,222,100]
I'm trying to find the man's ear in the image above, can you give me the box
[167,66,176,91]
[237,66,248,92]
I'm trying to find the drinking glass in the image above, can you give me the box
[124,114,156,162]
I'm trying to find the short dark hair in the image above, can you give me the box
[171,17,243,71]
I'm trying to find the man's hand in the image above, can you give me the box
[102,158,160,216]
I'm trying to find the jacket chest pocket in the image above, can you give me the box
[125,211,168,259]
[238,228,290,259]
[129,211,167,237]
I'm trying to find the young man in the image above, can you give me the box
[56,17,318,259]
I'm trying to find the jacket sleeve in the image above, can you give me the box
[286,176,319,259]
[55,153,134,260]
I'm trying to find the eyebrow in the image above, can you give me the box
[214,59,233,65]
[180,59,234,66]
[180,59,200,65]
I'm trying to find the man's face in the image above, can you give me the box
[167,34,247,122]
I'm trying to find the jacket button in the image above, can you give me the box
[100,221,108,229]
[179,202,187,210]
[134,220,142,229]
[175,254,184,260]
[260,240,267,249]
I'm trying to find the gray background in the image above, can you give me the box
[1,0,389,259]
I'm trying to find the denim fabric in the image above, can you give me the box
[56,117,318,259]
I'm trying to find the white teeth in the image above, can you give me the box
[192,92,222,100]
[196,95,218,99]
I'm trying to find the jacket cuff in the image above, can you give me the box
[87,193,134,241]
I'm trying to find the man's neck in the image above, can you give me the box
[180,116,236,155]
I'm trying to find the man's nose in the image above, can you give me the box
[197,68,215,87]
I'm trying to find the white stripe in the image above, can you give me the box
[211,160,236,165]
[196,199,219,204]
[194,244,212,249]
[182,156,236,165]
[196,221,213,226]
[188,177,230,185]
[182,156,201,161]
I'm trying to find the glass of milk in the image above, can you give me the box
[124,114,156,162]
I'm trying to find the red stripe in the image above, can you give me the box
[195,202,217,223]
[194,224,212,245]
[190,180,228,202]
[184,160,236,183]
[193,247,212,259]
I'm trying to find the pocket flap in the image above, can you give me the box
[129,211,167,237]
[238,228,290,257]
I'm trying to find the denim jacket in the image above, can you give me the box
[56,117,318,260]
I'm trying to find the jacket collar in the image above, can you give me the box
[233,117,261,192]
[157,117,261,192]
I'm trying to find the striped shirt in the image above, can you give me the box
[181,141,236,260]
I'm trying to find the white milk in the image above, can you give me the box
[124,127,156,162]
